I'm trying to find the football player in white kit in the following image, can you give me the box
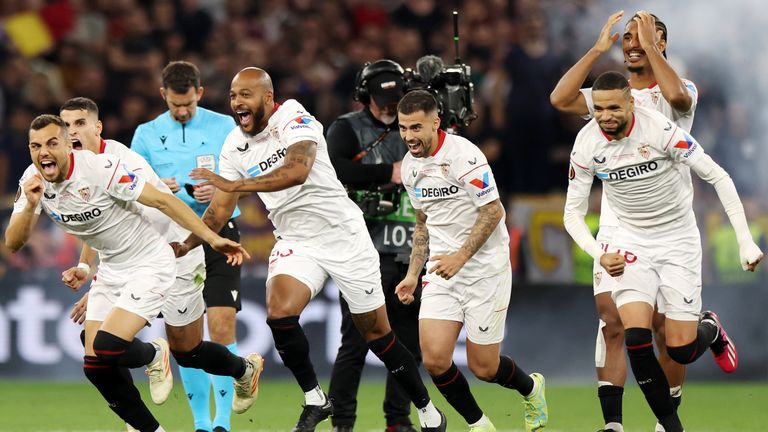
[4,115,251,432]
[394,90,547,432]
[564,71,763,432]
[550,11,697,431]
[58,97,264,418]
[178,68,446,432]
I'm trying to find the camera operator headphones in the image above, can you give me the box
[353,59,405,105]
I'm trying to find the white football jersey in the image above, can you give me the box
[581,79,698,227]
[14,151,171,282]
[566,106,705,232]
[96,139,203,275]
[401,130,510,282]
[219,99,361,239]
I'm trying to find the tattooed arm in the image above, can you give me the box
[396,209,429,304]
[190,140,317,193]
[457,199,504,261]
[175,188,239,254]
[428,199,503,280]
[406,209,429,278]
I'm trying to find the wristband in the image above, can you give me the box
[76,262,91,274]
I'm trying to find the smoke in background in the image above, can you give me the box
[549,0,768,197]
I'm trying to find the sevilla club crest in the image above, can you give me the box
[638,144,651,160]
[78,187,91,202]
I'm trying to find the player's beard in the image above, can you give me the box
[627,65,644,74]
[600,119,629,137]
[240,103,266,136]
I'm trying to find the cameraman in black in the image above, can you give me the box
[327,59,421,432]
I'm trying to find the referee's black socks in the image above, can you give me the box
[625,328,683,432]
[368,331,431,409]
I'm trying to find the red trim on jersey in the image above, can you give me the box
[99,139,107,154]
[629,80,658,89]
[570,159,589,170]
[65,153,75,179]
[662,125,680,150]
[105,158,122,189]
[274,102,281,111]
[626,113,636,136]
[599,113,636,141]
[431,130,447,156]
[457,163,489,181]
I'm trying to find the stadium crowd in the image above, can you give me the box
[0,0,765,282]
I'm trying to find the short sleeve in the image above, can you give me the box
[663,127,705,166]
[452,145,500,207]
[104,157,146,201]
[682,80,698,116]
[401,159,422,210]
[281,114,323,147]
[580,87,595,120]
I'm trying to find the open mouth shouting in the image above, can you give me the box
[235,108,253,130]
[39,158,58,178]
[407,139,424,156]
[71,138,83,150]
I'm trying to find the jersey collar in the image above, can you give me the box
[431,129,447,156]
[99,138,107,154]
[65,152,75,180]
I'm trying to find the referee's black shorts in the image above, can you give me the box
[202,218,242,311]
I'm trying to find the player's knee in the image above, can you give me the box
[92,330,130,365]
[467,360,497,382]
[666,342,697,365]
[602,318,625,346]
[422,354,452,376]
[266,304,301,320]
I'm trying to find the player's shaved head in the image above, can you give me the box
[232,67,274,92]
[230,67,275,135]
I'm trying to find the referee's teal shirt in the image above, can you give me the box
[131,107,240,219]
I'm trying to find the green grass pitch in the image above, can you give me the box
[0,379,764,431]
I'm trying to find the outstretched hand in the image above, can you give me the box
[189,168,236,192]
[211,237,250,266]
